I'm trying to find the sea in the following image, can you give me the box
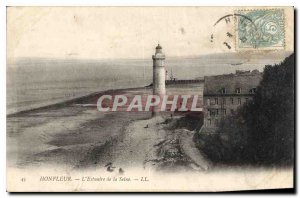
[7,52,290,115]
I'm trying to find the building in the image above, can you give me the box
[202,70,262,131]
[152,44,166,115]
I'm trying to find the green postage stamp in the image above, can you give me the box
[236,9,285,49]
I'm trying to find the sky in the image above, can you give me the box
[7,7,294,60]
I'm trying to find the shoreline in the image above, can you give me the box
[7,82,204,170]
[7,86,150,117]
[7,81,204,117]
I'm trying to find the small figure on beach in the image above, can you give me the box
[119,168,124,175]
[107,166,115,172]
[105,162,116,172]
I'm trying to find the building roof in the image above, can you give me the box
[203,70,262,96]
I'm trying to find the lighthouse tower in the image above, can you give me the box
[152,44,166,115]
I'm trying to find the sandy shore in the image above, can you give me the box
[93,114,208,174]
[7,84,206,172]
[7,87,150,169]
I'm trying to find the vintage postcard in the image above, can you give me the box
[6,6,294,192]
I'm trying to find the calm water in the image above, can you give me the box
[7,53,288,114]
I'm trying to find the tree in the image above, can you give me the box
[242,53,294,166]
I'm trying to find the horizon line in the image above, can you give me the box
[7,50,292,62]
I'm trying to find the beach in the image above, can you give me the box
[7,83,206,172]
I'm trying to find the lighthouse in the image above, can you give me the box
[152,44,166,115]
